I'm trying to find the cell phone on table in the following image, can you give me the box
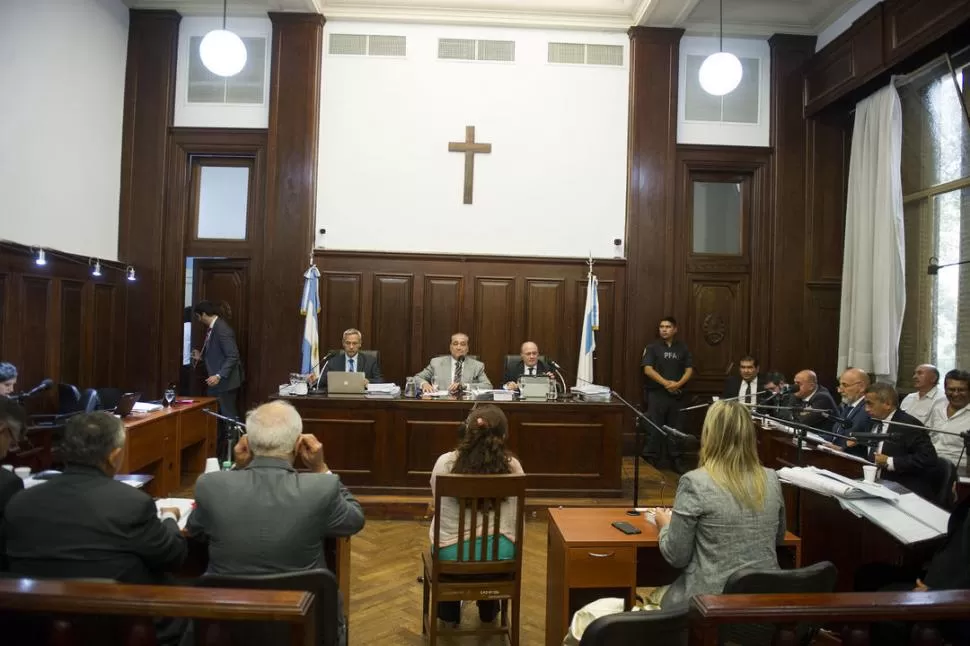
[611,520,642,535]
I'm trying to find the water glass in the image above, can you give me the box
[404,377,416,399]
[163,388,176,407]
[546,378,558,401]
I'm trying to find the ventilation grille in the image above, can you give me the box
[548,42,623,66]
[438,38,515,62]
[188,36,267,104]
[329,34,407,57]
[684,54,761,124]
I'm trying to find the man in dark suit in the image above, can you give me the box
[3,412,186,642]
[191,300,243,420]
[787,369,839,432]
[187,400,365,645]
[323,328,383,384]
[0,397,26,570]
[848,382,939,500]
[829,367,872,445]
[502,341,551,389]
[722,355,766,404]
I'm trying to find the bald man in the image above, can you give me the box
[789,369,839,432]
[900,364,945,425]
[831,368,872,445]
[503,342,551,389]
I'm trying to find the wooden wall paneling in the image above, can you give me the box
[372,274,413,385]
[805,285,843,389]
[883,0,970,66]
[687,277,750,393]
[20,277,53,392]
[473,277,516,386]
[258,13,325,404]
[524,279,566,367]
[0,275,5,358]
[59,281,84,387]
[117,10,180,397]
[625,27,684,404]
[90,284,117,389]
[806,115,851,284]
[421,275,464,363]
[321,272,362,352]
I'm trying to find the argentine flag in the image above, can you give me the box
[301,264,321,379]
[576,272,599,385]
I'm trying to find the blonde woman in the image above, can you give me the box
[650,400,786,608]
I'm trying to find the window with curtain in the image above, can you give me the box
[898,52,970,380]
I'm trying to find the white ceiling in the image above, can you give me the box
[123,0,860,34]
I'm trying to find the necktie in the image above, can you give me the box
[454,360,463,384]
[348,358,355,373]
[529,367,534,376]
[744,381,752,404]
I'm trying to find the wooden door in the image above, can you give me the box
[191,259,250,407]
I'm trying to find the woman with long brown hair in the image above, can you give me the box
[429,404,524,626]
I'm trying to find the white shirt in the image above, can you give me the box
[900,386,945,425]
[927,400,970,468]
[523,364,539,377]
[345,353,358,372]
[872,410,897,471]
[737,377,759,404]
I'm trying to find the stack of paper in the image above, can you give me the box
[777,466,899,501]
[840,494,948,545]
[366,383,401,398]
[155,498,194,530]
[132,402,163,413]
[572,384,611,402]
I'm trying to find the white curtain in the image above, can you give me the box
[837,84,906,385]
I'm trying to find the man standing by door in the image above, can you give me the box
[192,300,244,458]
[641,316,693,472]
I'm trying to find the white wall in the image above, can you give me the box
[316,22,629,258]
[0,0,128,261]
[816,0,883,51]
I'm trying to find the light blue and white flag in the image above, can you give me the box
[301,264,321,379]
[576,271,599,386]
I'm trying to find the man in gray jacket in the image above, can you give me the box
[187,400,365,639]
[414,332,492,394]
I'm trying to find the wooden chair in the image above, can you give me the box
[421,473,527,645]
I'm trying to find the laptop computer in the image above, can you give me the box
[327,371,367,395]
[115,392,142,418]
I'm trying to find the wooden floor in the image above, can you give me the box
[347,458,678,646]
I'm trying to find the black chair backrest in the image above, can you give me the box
[57,384,81,414]
[935,457,958,510]
[196,568,340,646]
[579,606,689,646]
[358,349,379,363]
[503,354,549,379]
[79,389,99,414]
[720,561,838,645]
[95,388,123,411]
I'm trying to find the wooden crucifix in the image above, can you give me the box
[448,125,492,204]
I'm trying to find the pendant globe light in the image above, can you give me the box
[698,0,742,96]
[200,0,247,77]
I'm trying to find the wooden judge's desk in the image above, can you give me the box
[279,394,624,498]
[545,507,802,646]
[756,424,942,591]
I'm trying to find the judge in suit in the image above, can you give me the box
[187,400,365,645]
[787,369,839,432]
[829,367,872,445]
[502,341,551,389]
[191,300,244,420]
[415,333,492,394]
[321,328,383,385]
[722,355,766,404]
[847,382,939,500]
[0,397,26,570]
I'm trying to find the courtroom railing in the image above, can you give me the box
[0,578,316,646]
[689,590,970,646]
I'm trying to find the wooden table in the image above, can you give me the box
[280,395,625,497]
[122,397,218,497]
[544,507,802,646]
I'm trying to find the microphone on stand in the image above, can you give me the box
[308,350,339,391]
[10,378,54,402]
[546,359,569,397]
[681,389,770,412]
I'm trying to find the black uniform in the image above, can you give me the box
[641,339,692,468]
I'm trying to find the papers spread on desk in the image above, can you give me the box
[765,421,828,444]
[777,466,899,501]
[839,494,948,545]
[156,498,194,530]
[815,443,875,464]
[132,402,163,413]
[365,383,400,397]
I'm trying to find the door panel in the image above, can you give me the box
[191,259,249,406]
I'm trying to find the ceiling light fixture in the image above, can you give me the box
[199,0,247,78]
[699,0,742,96]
